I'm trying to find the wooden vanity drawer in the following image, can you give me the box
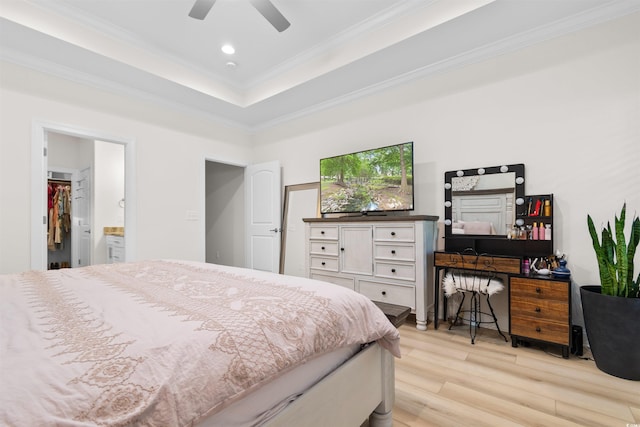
[373,225,415,242]
[374,262,415,281]
[309,241,339,256]
[309,225,339,240]
[510,277,568,301]
[309,256,339,272]
[510,316,569,345]
[435,252,521,274]
[359,280,415,309]
[374,243,415,262]
[510,296,568,322]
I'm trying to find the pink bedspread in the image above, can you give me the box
[0,260,400,426]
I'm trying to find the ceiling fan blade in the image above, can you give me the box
[249,0,290,32]
[189,0,217,20]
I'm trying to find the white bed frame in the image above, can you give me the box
[265,343,395,427]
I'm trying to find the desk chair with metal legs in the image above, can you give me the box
[442,250,508,344]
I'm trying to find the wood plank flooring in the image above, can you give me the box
[389,318,639,427]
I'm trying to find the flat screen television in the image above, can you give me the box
[320,141,414,215]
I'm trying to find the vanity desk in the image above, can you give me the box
[437,164,572,357]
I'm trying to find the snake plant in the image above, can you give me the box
[587,203,640,298]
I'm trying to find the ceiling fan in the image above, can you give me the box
[189,0,291,32]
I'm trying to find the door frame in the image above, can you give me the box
[31,120,136,271]
[202,156,282,271]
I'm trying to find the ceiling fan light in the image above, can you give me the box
[221,44,235,55]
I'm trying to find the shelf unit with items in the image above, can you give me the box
[514,193,554,257]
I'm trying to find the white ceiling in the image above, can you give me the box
[1,0,638,130]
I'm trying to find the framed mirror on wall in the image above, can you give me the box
[444,164,525,238]
[279,182,320,276]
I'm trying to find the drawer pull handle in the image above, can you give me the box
[391,250,396,254]
[536,287,541,293]
[381,291,386,296]
[391,231,396,236]
[321,262,326,266]
[321,246,325,250]
[391,268,396,273]
[535,307,541,313]
[321,231,325,235]
[340,248,344,251]
[536,327,541,333]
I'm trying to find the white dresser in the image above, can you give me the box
[304,215,438,330]
[106,235,125,264]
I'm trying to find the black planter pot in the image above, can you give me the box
[580,285,640,380]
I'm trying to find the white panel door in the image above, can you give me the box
[244,161,281,272]
[72,168,92,267]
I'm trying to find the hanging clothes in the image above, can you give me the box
[47,181,71,251]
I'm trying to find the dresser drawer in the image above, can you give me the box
[106,235,125,248]
[309,256,339,272]
[510,316,569,346]
[510,277,568,301]
[373,225,414,242]
[309,225,339,240]
[374,262,415,281]
[374,243,415,262]
[359,280,415,309]
[309,241,339,256]
[510,296,568,322]
[310,273,355,291]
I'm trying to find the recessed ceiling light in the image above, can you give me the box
[226,61,237,68]
[221,44,235,55]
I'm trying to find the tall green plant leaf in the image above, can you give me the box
[588,203,640,298]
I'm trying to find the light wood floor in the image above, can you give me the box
[390,318,639,427]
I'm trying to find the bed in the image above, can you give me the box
[0,260,400,426]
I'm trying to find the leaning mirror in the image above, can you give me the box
[279,183,320,276]
[444,164,525,237]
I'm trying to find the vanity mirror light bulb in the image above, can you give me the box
[444,201,452,207]
[515,198,525,205]
[500,165,509,173]
[456,170,464,177]
[444,183,451,190]
[444,219,452,226]
[515,219,524,226]
[477,168,485,175]
[515,177,524,184]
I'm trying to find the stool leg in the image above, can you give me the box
[486,295,508,342]
[448,293,466,330]
[470,292,478,344]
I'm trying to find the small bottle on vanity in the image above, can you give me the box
[539,222,545,240]
[545,224,552,240]
[523,259,530,275]
[532,222,538,240]
[543,199,551,216]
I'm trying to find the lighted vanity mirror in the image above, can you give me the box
[444,164,525,237]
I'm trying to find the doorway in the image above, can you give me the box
[204,159,281,272]
[31,121,135,271]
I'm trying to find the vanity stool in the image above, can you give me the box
[440,250,508,344]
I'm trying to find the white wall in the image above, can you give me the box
[0,62,252,274]
[252,13,640,327]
